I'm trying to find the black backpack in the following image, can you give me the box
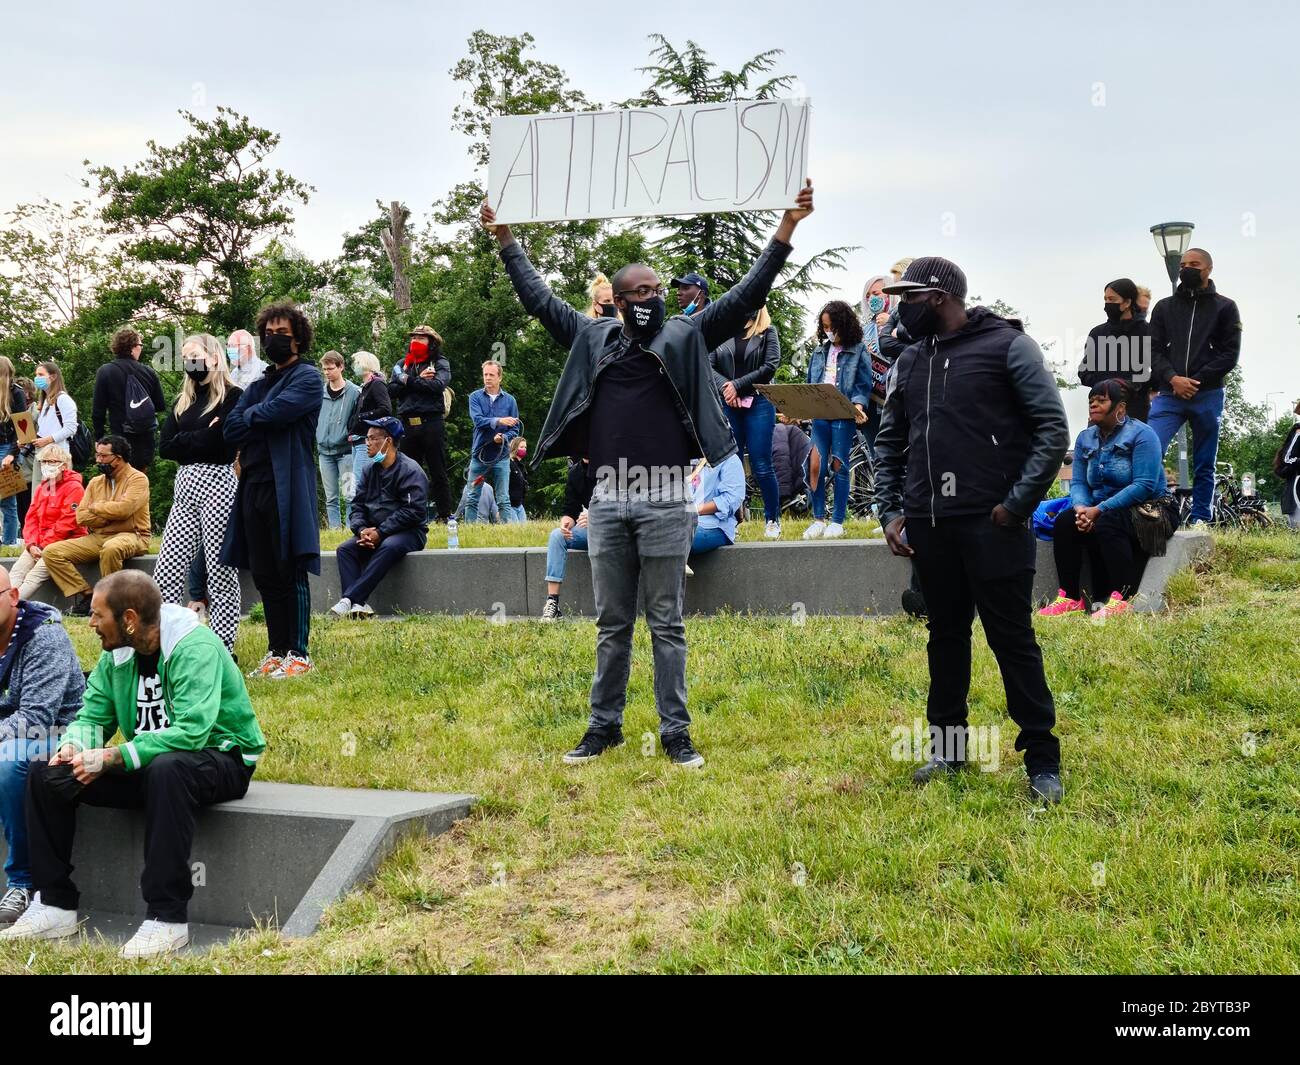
[53,401,92,468]
[121,362,157,435]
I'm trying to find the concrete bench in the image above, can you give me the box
[0,783,474,946]
[4,530,1211,618]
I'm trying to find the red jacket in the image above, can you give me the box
[23,469,86,549]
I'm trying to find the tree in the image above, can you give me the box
[86,107,314,331]
[380,202,413,311]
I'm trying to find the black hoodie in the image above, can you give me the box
[1150,280,1241,391]
[874,307,1070,527]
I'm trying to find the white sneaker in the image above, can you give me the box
[349,602,375,618]
[0,893,79,941]
[803,521,826,540]
[329,597,352,618]
[823,522,846,539]
[764,521,782,539]
[120,919,189,959]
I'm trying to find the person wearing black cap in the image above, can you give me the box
[1077,278,1152,422]
[330,416,429,619]
[671,272,711,316]
[874,257,1070,804]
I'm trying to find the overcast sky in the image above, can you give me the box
[2,0,1296,431]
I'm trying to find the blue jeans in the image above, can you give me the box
[0,444,19,544]
[336,527,426,605]
[545,525,589,583]
[725,394,779,522]
[0,732,56,889]
[809,418,854,524]
[690,526,731,557]
[349,441,368,491]
[1149,387,1224,522]
[320,451,357,530]
[508,504,527,524]
[465,457,510,523]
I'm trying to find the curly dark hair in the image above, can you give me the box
[815,300,864,347]
[255,301,314,354]
[110,327,141,358]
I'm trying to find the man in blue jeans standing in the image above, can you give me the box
[1147,247,1242,525]
[0,567,85,927]
[465,361,520,523]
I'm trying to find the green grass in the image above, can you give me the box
[2,530,1297,974]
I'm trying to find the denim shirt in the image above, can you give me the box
[1070,416,1166,512]
[691,454,746,542]
[806,340,872,409]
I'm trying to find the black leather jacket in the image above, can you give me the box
[709,325,781,397]
[499,237,793,468]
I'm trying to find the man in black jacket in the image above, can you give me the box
[1148,248,1242,524]
[875,257,1070,803]
[330,417,429,619]
[480,180,814,769]
[389,325,453,523]
[93,328,166,471]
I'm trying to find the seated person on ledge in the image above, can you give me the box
[0,570,265,959]
[331,416,429,619]
[686,453,746,575]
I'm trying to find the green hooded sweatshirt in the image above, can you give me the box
[63,604,266,772]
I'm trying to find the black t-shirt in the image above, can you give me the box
[134,650,169,734]
[588,341,693,484]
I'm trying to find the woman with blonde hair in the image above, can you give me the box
[10,443,84,599]
[585,273,618,319]
[0,356,30,545]
[155,333,245,652]
[708,304,783,536]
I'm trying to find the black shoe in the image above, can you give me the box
[65,592,92,617]
[0,886,30,926]
[663,731,705,769]
[901,588,927,619]
[911,757,966,784]
[1029,772,1064,804]
[562,727,624,765]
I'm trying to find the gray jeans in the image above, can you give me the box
[586,489,697,737]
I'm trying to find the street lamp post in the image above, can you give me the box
[1150,221,1196,489]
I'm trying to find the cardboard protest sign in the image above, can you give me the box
[754,383,859,422]
[0,464,25,500]
[10,410,36,446]
[489,98,811,224]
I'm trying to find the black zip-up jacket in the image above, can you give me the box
[92,355,166,437]
[0,385,27,446]
[348,375,393,439]
[1150,280,1241,391]
[561,458,596,520]
[709,325,781,397]
[159,384,244,465]
[873,307,1070,528]
[389,356,450,418]
[349,451,429,537]
[1077,317,1152,421]
[501,237,791,468]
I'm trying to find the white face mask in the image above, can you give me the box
[40,463,61,481]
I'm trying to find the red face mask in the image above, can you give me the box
[404,337,431,367]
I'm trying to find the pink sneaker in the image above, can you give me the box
[1038,589,1085,617]
[1101,592,1131,615]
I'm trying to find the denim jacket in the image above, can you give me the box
[806,340,872,410]
[1070,416,1166,512]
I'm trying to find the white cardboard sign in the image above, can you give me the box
[488,98,811,224]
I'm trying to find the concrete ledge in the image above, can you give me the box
[3,531,1212,618]
[0,782,474,940]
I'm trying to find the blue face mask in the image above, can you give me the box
[226,346,240,362]
[867,295,887,316]
[683,301,697,315]
[371,442,388,465]
[34,377,49,391]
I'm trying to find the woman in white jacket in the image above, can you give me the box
[30,362,78,451]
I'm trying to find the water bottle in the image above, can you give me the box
[447,517,459,549]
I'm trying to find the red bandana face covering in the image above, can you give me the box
[404,337,431,368]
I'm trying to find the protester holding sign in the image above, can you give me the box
[480,176,814,770]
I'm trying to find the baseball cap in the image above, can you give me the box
[362,416,404,441]
[881,256,968,300]
[669,271,710,295]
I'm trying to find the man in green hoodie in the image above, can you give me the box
[0,570,265,958]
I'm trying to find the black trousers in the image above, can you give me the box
[1052,506,1138,602]
[399,414,452,522]
[26,749,254,923]
[241,478,311,656]
[124,431,155,472]
[907,514,1060,775]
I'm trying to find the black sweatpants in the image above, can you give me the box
[907,513,1060,775]
[241,478,311,656]
[26,749,254,923]
[1051,505,1142,602]
[400,414,452,522]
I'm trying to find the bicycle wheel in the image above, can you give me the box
[847,447,875,520]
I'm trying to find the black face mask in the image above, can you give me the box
[1134,306,1148,322]
[264,333,295,364]
[621,296,666,339]
[97,461,117,477]
[185,366,209,383]
[1104,303,1124,323]
[599,303,619,318]
[898,296,941,339]
[1179,266,1203,290]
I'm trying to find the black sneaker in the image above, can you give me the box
[1029,772,1064,805]
[0,886,30,926]
[911,757,966,785]
[663,731,705,769]
[562,727,624,765]
[66,592,92,617]
[540,598,562,622]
